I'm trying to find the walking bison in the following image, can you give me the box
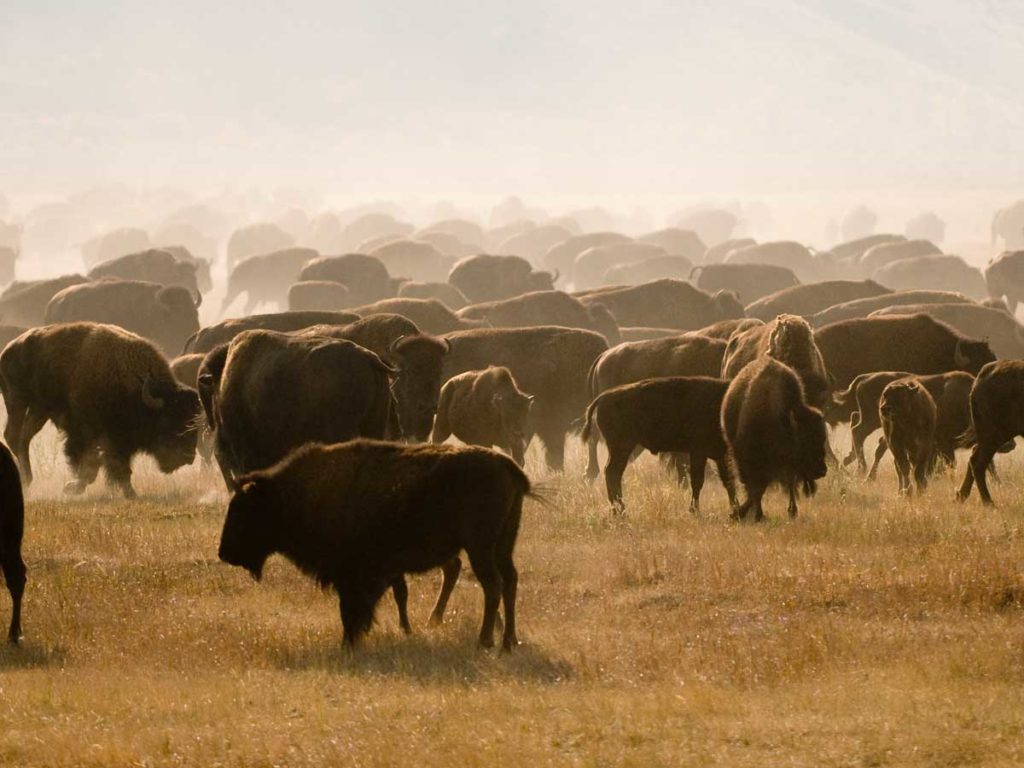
[879,379,937,495]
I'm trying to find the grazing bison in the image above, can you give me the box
[398,281,470,310]
[201,330,394,489]
[183,310,361,354]
[443,326,607,471]
[287,280,352,311]
[221,247,316,315]
[581,377,737,513]
[88,248,200,297]
[810,289,975,328]
[0,274,90,327]
[432,366,533,465]
[868,302,1024,360]
[577,279,744,331]
[722,357,828,521]
[45,279,200,357]
[744,280,891,321]
[722,315,831,409]
[0,441,25,644]
[354,297,482,335]
[690,263,799,306]
[299,253,394,305]
[448,254,557,303]
[879,379,936,495]
[814,314,995,389]
[984,250,1024,313]
[872,255,987,300]
[457,290,621,344]
[218,440,528,650]
[0,323,200,496]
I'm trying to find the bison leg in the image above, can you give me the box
[101,447,136,499]
[8,405,45,487]
[337,578,387,647]
[466,552,503,650]
[848,415,873,474]
[2,546,26,644]
[913,447,929,494]
[688,455,707,514]
[390,576,412,635]
[509,438,526,468]
[585,428,600,482]
[787,477,799,518]
[497,554,518,652]
[63,435,102,495]
[714,457,739,513]
[892,446,912,495]
[604,444,631,512]
[429,556,462,626]
[969,444,1000,506]
[535,424,566,472]
[867,437,888,481]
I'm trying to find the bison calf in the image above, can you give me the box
[879,379,936,495]
[432,366,533,465]
[722,357,828,521]
[218,440,530,651]
[0,441,25,643]
[581,376,737,513]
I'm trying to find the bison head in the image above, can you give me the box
[953,338,996,374]
[141,377,201,473]
[389,334,450,441]
[525,270,557,293]
[793,404,828,483]
[711,289,745,320]
[219,476,279,580]
[495,389,533,466]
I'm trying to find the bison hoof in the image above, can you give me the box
[63,480,86,496]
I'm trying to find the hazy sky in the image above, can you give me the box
[3,1,1023,205]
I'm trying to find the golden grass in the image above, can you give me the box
[2,427,1024,766]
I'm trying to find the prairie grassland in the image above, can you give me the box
[2,426,1024,767]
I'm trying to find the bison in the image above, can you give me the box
[432,366,533,465]
[200,330,395,490]
[858,239,940,277]
[810,289,975,328]
[457,290,621,344]
[0,323,200,496]
[87,248,200,297]
[299,253,394,306]
[868,302,1024,360]
[0,441,25,644]
[871,255,987,300]
[45,279,200,358]
[221,247,316,315]
[744,280,891,321]
[225,222,295,271]
[577,279,744,331]
[690,263,799,306]
[398,281,470,310]
[879,378,937,495]
[183,310,361,354]
[448,254,557,303]
[0,274,90,327]
[287,280,352,311]
[602,256,694,286]
[353,297,483,335]
[218,440,529,650]
[581,376,737,513]
[723,241,826,284]
[814,314,995,389]
[722,357,828,521]
[984,250,1024,313]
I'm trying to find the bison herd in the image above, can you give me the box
[4,207,1024,653]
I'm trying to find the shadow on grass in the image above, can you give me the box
[0,640,69,670]
[267,628,575,684]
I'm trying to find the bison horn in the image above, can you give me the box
[388,335,407,357]
[442,337,452,353]
[141,375,165,409]
[551,269,560,283]
[954,339,970,368]
[193,290,203,309]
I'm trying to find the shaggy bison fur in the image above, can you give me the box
[0,441,25,644]
[879,378,936,495]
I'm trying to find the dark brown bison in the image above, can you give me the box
[448,254,557,303]
[744,280,891,321]
[984,250,1024,313]
[287,280,351,311]
[354,297,483,334]
[432,366,533,465]
[0,441,25,644]
[581,376,737,513]
[810,290,975,328]
[872,255,987,299]
[299,253,394,305]
[879,379,936,495]
[183,310,361,354]
[218,440,528,650]
[722,357,828,521]
[87,248,200,297]
[457,290,620,344]
[814,314,995,389]
[199,330,394,490]
[577,279,744,331]
[0,323,200,496]
[722,315,831,409]
[0,274,90,327]
[297,315,450,442]
[398,281,470,309]
[690,263,800,305]
[868,303,1024,360]
[957,361,1024,505]
[170,353,214,463]
[45,279,200,357]
[442,326,607,471]
[221,247,316,315]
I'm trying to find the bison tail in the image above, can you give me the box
[580,395,602,444]
[956,422,977,449]
[525,480,557,509]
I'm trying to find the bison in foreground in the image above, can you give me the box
[0,323,200,496]
[218,440,529,650]
[432,366,533,465]
[722,357,828,521]
[879,379,937,495]
[0,441,25,644]
[581,376,737,513]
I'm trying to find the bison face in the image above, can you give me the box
[794,406,828,481]
[219,479,278,580]
[496,391,533,443]
[146,385,201,473]
[954,339,997,374]
[390,337,448,441]
[712,290,745,320]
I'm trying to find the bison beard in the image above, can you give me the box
[217,441,529,651]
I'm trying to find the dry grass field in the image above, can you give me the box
[2,426,1024,767]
